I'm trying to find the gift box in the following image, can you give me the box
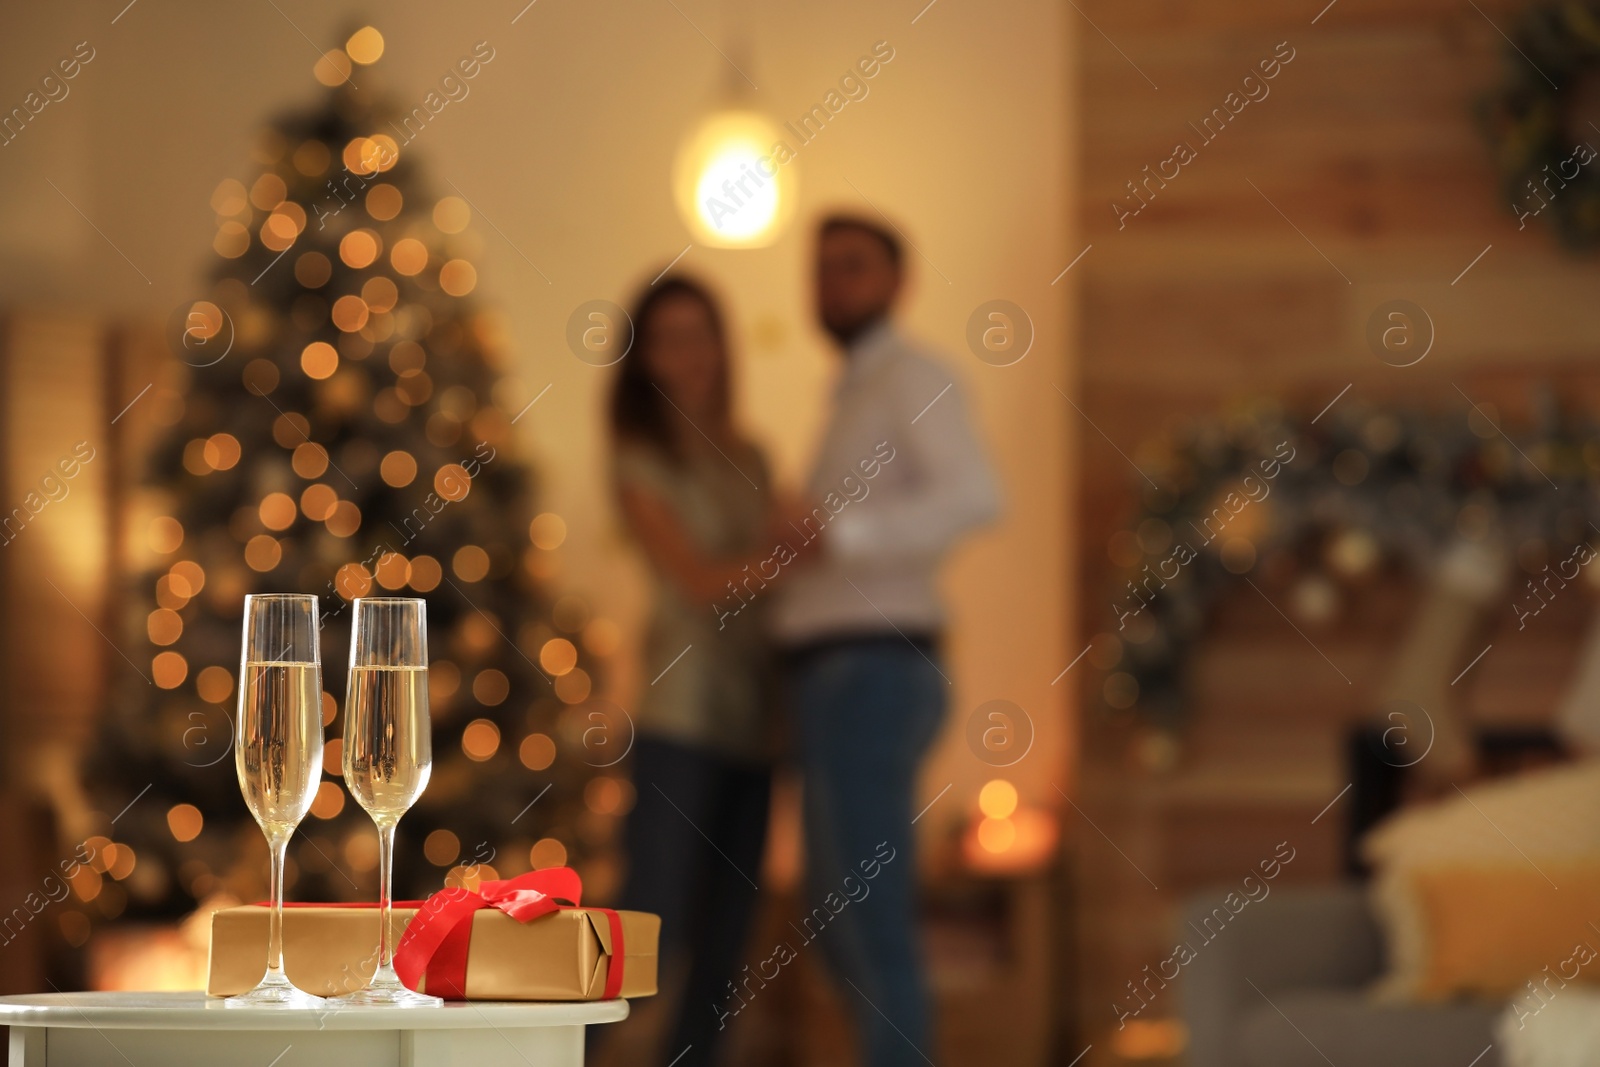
[207,869,658,1000]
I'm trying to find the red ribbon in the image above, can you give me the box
[389,867,626,1000]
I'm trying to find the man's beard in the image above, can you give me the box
[823,308,887,347]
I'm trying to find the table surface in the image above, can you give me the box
[0,991,629,1031]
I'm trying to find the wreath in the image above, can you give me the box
[1482,0,1600,247]
[1098,397,1600,740]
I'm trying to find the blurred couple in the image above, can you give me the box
[608,215,1001,1067]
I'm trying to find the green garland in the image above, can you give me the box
[1098,397,1600,737]
[1482,0,1600,248]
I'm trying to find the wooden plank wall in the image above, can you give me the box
[1072,0,1600,1055]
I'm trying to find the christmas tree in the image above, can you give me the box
[89,27,617,925]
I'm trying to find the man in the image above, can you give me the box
[775,214,1001,1066]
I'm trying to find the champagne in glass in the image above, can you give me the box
[336,597,441,1007]
[227,594,327,1008]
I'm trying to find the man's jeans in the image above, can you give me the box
[790,635,946,1067]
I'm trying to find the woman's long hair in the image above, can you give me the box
[609,274,734,461]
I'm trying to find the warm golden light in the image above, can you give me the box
[1111,1019,1189,1060]
[673,109,795,248]
[295,251,332,288]
[391,237,429,275]
[325,500,362,537]
[152,651,188,689]
[539,638,578,676]
[214,222,249,258]
[472,669,510,706]
[434,462,472,501]
[259,492,297,530]
[374,552,410,590]
[519,732,555,771]
[334,561,373,599]
[148,516,184,553]
[293,139,331,177]
[377,451,416,490]
[978,779,1019,820]
[366,183,402,220]
[211,178,248,216]
[300,483,337,521]
[439,259,477,297]
[243,358,280,395]
[461,718,501,761]
[339,229,380,269]
[346,26,384,65]
[433,197,471,233]
[243,534,281,572]
[204,433,241,470]
[310,781,346,819]
[155,575,190,610]
[250,173,287,211]
[452,544,489,581]
[583,617,622,657]
[147,608,183,646]
[182,439,212,476]
[529,512,566,550]
[195,665,234,703]
[585,777,623,815]
[300,341,339,380]
[165,562,200,598]
[408,554,442,592]
[291,442,329,478]
[529,837,568,870]
[362,276,398,312]
[331,294,369,332]
[424,829,461,866]
[313,49,353,87]
[977,816,1017,853]
[554,668,591,704]
[166,805,203,843]
[272,412,310,448]
[344,831,379,872]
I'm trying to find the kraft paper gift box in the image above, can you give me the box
[207,871,658,1000]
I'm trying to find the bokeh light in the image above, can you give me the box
[519,732,555,771]
[166,805,203,843]
[461,718,502,761]
[978,779,1019,820]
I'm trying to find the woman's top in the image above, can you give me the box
[612,437,775,764]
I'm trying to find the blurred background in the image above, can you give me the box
[1,0,1597,1065]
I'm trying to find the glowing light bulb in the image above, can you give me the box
[673,110,795,248]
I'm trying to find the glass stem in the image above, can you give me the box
[267,832,289,979]
[377,820,397,972]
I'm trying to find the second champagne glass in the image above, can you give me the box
[337,597,441,1007]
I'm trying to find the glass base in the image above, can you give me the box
[225,971,327,1008]
[333,970,442,1008]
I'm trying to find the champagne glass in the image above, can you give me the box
[337,597,441,1007]
[228,594,327,1007]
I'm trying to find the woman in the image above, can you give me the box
[609,275,780,1066]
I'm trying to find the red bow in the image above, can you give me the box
[392,867,625,1000]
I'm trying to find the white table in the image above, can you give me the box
[0,991,628,1067]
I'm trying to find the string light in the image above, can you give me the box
[452,545,489,581]
[461,719,501,761]
[148,516,184,553]
[519,733,555,771]
[408,555,442,592]
[166,805,203,843]
[539,638,577,676]
[471,669,510,706]
[366,184,402,220]
[424,829,461,866]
